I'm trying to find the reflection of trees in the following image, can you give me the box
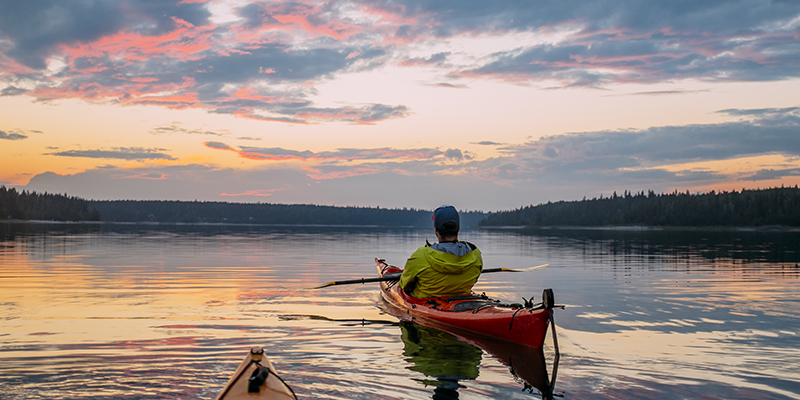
[400,322,481,399]
[400,322,556,399]
[518,228,800,270]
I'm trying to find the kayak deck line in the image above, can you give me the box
[215,347,297,400]
[375,257,564,397]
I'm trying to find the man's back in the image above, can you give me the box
[399,243,482,298]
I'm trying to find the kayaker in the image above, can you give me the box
[399,205,483,298]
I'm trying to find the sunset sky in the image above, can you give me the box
[2,0,799,211]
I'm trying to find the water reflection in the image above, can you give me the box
[400,322,481,399]
[2,223,800,399]
[400,322,556,399]
[515,227,800,266]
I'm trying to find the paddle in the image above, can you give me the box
[311,264,549,289]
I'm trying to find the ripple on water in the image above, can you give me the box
[1,225,799,399]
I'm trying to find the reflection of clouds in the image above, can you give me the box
[3,226,799,398]
[561,326,800,397]
[598,320,690,328]
[576,312,617,319]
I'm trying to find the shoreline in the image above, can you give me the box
[476,225,800,232]
[0,219,418,229]
[3,219,799,232]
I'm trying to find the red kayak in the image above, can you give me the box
[376,258,556,349]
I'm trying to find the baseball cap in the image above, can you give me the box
[432,205,460,231]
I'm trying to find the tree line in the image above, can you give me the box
[479,187,800,227]
[1,186,101,221]
[88,200,487,227]
[5,184,799,227]
[0,186,487,227]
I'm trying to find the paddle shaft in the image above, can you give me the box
[313,264,549,289]
[325,272,402,287]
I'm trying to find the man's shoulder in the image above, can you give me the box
[409,245,433,258]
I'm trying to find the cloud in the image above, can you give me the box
[206,142,447,162]
[444,148,463,161]
[617,90,711,97]
[46,147,176,160]
[18,109,800,209]
[151,125,223,136]
[0,129,28,140]
[0,0,211,69]
[471,141,504,146]
[475,107,800,187]
[238,147,316,161]
[716,107,800,119]
[204,141,235,151]
[426,82,468,89]
[515,109,800,160]
[203,108,800,191]
[740,168,800,181]
[400,52,450,67]
[386,1,800,86]
[0,1,407,124]
[303,165,382,180]
[1,0,798,128]
[292,104,410,125]
[118,173,168,180]
[0,86,27,96]
[220,188,287,197]
[19,163,514,209]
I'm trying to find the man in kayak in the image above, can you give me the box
[399,205,483,298]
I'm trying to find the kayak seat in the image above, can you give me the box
[452,300,495,312]
[444,294,487,302]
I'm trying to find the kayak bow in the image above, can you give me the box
[376,258,555,348]
[216,347,297,400]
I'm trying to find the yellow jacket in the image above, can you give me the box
[399,242,483,298]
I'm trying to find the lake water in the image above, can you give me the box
[1,223,799,399]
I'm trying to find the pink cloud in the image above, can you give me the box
[204,142,444,163]
[61,23,216,64]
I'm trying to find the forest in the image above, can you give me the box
[1,185,488,227]
[0,186,100,221]
[479,187,800,227]
[88,200,487,227]
[4,185,799,227]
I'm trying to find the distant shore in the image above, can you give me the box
[0,219,414,228]
[4,219,800,232]
[477,225,800,232]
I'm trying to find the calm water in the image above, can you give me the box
[1,223,799,399]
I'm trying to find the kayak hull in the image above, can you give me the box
[215,347,297,400]
[376,258,551,348]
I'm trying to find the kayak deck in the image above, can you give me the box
[215,347,297,400]
[376,257,553,349]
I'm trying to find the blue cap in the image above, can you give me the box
[433,205,460,231]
